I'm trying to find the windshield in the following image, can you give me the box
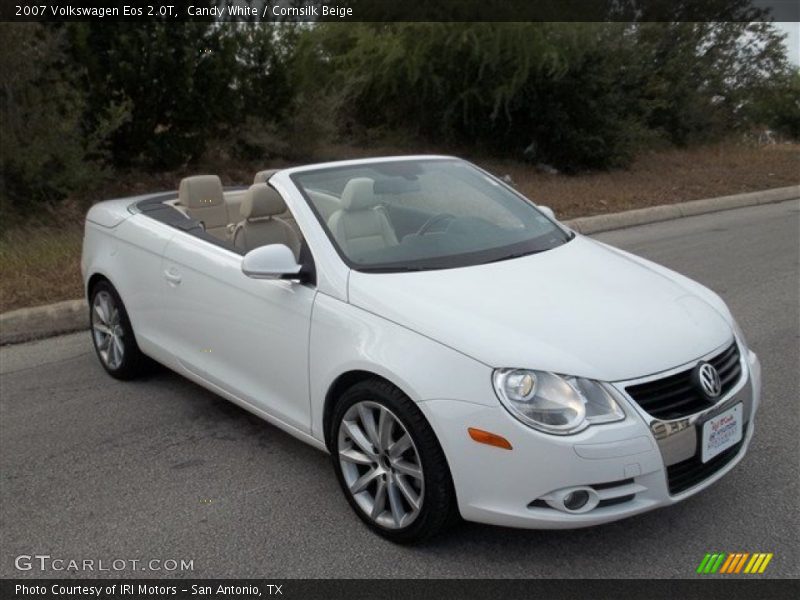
[291,158,572,272]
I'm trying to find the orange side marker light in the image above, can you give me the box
[468,427,513,450]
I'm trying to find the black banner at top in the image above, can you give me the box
[3,0,800,23]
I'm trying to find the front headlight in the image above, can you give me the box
[492,369,625,435]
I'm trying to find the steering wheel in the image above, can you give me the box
[417,213,456,236]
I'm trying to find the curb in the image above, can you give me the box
[563,184,799,235]
[0,299,88,345]
[1,185,798,346]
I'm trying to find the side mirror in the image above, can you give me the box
[242,244,302,280]
[537,205,556,220]
[501,174,517,188]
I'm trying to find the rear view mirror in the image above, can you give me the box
[242,244,302,280]
[373,177,422,195]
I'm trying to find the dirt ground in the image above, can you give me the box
[1,141,797,312]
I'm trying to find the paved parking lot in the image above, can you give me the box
[1,200,798,578]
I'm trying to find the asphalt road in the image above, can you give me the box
[1,200,798,579]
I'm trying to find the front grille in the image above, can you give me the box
[626,342,741,420]
[666,436,745,494]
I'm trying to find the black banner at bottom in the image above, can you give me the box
[2,579,799,600]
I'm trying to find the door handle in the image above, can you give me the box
[164,268,182,285]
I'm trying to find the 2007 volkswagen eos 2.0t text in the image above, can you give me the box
[81,156,761,542]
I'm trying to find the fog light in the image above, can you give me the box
[563,490,590,511]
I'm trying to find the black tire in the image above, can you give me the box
[329,378,459,543]
[89,280,150,380]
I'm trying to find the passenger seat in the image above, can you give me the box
[233,185,301,258]
[253,169,280,184]
[178,175,230,240]
[252,169,302,240]
[327,178,398,258]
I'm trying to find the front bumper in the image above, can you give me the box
[418,344,761,529]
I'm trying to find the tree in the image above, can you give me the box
[0,23,122,220]
[745,68,800,139]
[631,22,792,145]
[68,23,225,168]
[306,21,795,170]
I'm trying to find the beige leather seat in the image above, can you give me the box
[253,168,303,240]
[233,185,301,257]
[253,169,280,184]
[178,175,229,239]
[327,178,398,258]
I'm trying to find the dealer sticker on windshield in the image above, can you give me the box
[701,403,743,463]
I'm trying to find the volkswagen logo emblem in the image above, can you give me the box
[693,362,722,399]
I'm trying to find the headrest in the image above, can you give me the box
[341,178,377,211]
[253,169,280,184]
[241,184,286,219]
[178,175,224,209]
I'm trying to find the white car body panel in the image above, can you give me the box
[308,292,494,440]
[85,194,152,228]
[418,346,759,528]
[159,232,317,432]
[81,155,761,530]
[82,213,176,362]
[348,235,731,381]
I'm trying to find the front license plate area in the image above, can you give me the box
[701,403,743,463]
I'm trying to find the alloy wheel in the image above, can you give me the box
[337,401,425,529]
[91,290,125,370]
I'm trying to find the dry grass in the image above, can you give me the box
[480,141,800,219]
[0,224,84,312]
[0,141,797,313]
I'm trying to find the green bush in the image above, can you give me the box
[1,21,796,221]
[303,22,794,171]
[67,23,303,169]
[0,24,124,223]
[746,69,800,140]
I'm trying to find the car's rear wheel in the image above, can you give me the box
[89,280,149,380]
[330,379,458,543]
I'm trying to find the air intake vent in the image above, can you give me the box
[666,436,745,494]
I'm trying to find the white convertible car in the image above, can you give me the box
[82,156,760,542]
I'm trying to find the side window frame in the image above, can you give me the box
[136,190,317,287]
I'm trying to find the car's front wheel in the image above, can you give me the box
[89,280,149,380]
[330,379,458,543]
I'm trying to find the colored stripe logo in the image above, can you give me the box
[697,552,773,574]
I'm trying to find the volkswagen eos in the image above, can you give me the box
[81,156,761,542]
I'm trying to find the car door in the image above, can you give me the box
[158,231,316,433]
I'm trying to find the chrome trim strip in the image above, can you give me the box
[611,337,751,468]
[611,336,735,386]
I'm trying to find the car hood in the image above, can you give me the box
[347,236,732,381]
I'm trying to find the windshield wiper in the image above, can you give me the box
[480,249,544,265]
[358,265,433,273]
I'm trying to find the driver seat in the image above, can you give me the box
[327,178,398,257]
[233,185,301,258]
